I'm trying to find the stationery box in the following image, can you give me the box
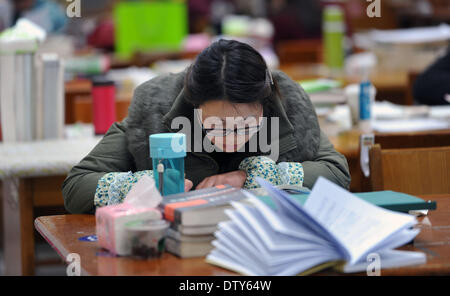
[96,203,162,256]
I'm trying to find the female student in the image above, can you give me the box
[62,39,350,214]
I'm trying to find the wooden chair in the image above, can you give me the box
[375,130,450,150]
[369,144,450,195]
[356,130,450,192]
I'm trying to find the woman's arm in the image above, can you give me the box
[239,130,350,190]
[301,130,351,189]
[62,120,136,214]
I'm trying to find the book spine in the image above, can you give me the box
[35,54,43,140]
[0,54,17,142]
[163,198,208,223]
[14,54,25,141]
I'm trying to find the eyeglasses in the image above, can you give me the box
[196,110,263,137]
[202,125,261,137]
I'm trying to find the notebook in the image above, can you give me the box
[256,190,437,213]
[206,177,425,276]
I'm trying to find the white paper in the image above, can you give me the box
[303,177,417,264]
[124,175,162,208]
[370,24,450,44]
[372,118,450,133]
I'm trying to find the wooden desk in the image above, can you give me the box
[280,64,410,105]
[35,194,450,276]
[0,137,100,275]
[2,176,66,275]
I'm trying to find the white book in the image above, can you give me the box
[206,177,425,276]
[35,52,44,140]
[14,54,25,141]
[39,53,64,139]
[23,53,34,140]
[0,54,16,142]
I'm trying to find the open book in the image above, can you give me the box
[206,177,426,275]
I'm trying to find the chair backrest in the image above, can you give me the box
[358,130,450,192]
[369,144,450,195]
[375,130,450,149]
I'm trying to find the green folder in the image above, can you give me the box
[298,79,342,94]
[257,191,437,213]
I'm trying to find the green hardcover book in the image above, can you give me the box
[257,190,437,213]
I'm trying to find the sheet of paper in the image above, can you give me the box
[370,24,450,44]
[242,190,332,245]
[303,177,418,264]
[372,118,450,133]
[429,105,450,119]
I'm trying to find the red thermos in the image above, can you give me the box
[92,78,116,135]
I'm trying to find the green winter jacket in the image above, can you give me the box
[62,70,350,214]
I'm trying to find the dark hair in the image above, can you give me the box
[184,39,278,106]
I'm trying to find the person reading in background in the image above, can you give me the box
[414,47,450,106]
[62,39,350,214]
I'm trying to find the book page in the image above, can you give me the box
[243,191,334,247]
[304,177,417,264]
[252,180,343,253]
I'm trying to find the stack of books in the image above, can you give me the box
[0,19,64,143]
[206,177,427,275]
[159,185,247,258]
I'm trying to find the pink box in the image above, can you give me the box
[96,203,162,256]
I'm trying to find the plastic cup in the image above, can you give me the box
[125,219,170,259]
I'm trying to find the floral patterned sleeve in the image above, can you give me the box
[94,170,154,208]
[238,156,304,189]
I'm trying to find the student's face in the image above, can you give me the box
[198,100,263,153]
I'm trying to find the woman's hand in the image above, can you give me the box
[185,179,193,192]
[196,170,247,190]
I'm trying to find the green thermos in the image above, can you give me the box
[323,5,345,75]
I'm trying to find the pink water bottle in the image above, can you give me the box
[92,78,116,135]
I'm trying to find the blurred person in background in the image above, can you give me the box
[0,0,66,33]
[413,48,450,105]
[188,0,236,34]
[268,0,322,45]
